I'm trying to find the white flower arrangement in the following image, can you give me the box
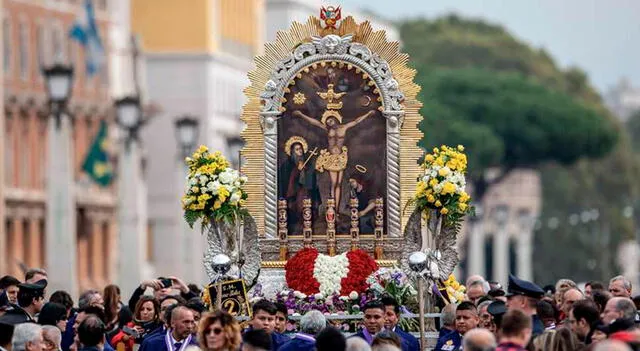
[313,252,350,297]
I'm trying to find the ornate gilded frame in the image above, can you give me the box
[241,16,423,242]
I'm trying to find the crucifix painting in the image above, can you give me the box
[277,62,388,235]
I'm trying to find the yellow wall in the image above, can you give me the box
[131,0,213,52]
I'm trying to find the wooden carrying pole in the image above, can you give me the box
[418,279,426,350]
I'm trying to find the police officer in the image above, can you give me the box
[487,300,507,334]
[505,274,545,337]
[0,280,47,325]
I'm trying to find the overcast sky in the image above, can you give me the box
[338,0,640,94]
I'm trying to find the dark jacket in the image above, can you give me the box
[395,327,420,351]
[277,334,315,351]
[138,330,198,351]
[433,329,461,351]
[0,304,36,325]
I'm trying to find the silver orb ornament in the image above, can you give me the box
[408,251,428,272]
[211,254,231,276]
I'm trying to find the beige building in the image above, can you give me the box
[1,0,140,296]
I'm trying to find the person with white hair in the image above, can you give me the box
[42,325,61,351]
[467,279,490,304]
[346,337,372,351]
[463,328,496,351]
[609,275,633,298]
[11,323,45,351]
[277,310,326,351]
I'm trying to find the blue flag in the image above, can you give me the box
[69,0,104,76]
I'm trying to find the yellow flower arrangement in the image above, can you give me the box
[444,274,466,304]
[183,145,248,228]
[411,145,473,221]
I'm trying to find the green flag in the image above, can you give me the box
[82,119,113,187]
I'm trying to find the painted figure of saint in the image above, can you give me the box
[278,136,321,234]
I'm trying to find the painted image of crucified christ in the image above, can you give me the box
[292,108,376,212]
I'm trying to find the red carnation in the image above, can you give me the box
[285,248,320,295]
[340,249,378,295]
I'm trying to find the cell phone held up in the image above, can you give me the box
[122,326,139,338]
[160,278,172,289]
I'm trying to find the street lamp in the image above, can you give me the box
[42,63,74,127]
[226,136,244,169]
[115,96,143,149]
[175,116,199,159]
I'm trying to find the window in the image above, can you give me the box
[5,113,12,186]
[3,17,11,74]
[21,113,30,188]
[52,23,65,63]
[36,23,45,69]
[18,20,29,80]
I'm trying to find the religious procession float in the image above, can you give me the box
[181,5,472,339]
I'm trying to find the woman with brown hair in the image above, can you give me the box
[110,295,161,351]
[103,285,122,331]
[197,310,242,351]
[532,327,587,351]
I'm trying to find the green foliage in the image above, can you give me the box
[416,68,617,176]
[399,14,639,283]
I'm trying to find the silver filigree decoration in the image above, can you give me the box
[401,209,459,283]
[312,34,352,55]
[204,215,261,288]
[258,34,408,239]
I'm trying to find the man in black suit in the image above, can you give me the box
[381,297,419,351]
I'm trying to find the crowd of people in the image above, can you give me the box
[433,274,640,351]
[0,268,639,351]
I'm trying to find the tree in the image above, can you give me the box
[399,15,640,283]
[417,68,617,199]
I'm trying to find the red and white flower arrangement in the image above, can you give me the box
[285,248,378,296]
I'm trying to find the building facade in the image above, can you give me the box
[2,0,139,297]
[131,0,265,284]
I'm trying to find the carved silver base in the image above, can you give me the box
[252,268,287,298]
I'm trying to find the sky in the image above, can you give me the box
[339,0,640,94]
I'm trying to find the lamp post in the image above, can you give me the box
[492,205,510,285]
[42,63,78,297]
[467,203,485,277]
[226,136,244,170]
[115,95,148,295]
[175,116,200,282]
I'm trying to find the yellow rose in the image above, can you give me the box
[438,168,450,177]
[213,200,222,209]
[457,145,465,151]
[435,200,442,207]
[197,145,209,154]
[442,182,456,195]
[427,195,435,203]
[429,178,438,187]
[416,181,428,194]
[425,154,434,162]
[441,208,449,215]
[459,203,468,211]
[191,186,200,193]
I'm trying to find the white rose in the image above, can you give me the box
[189,178,198,186]
[230,192,241,204]
[219,171,234,184]
[314,293,324,300]
[349,291,359,300]
[208,181,221,195]
[199,175,208,185]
